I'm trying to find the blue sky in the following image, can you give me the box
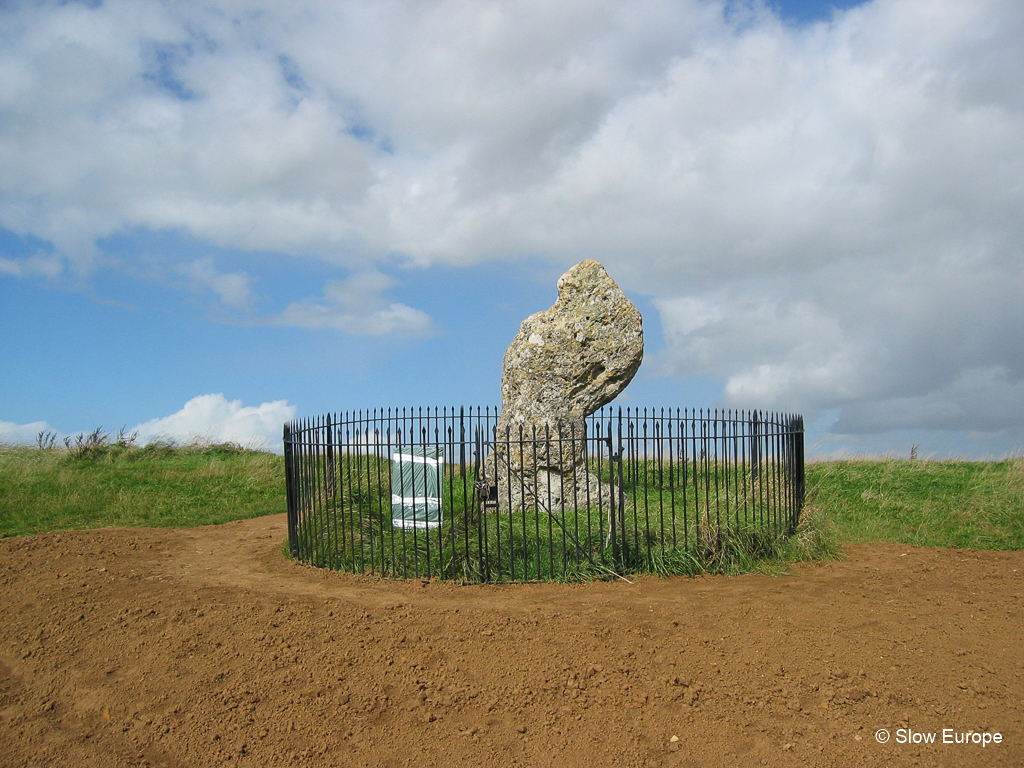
[2,0,1023,458]
[772,0,866,23]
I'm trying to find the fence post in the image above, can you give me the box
[606,416,619,570]
[325,413,335,501]
[750,410,761,483]
[459,406,466,477]
[789,415,805,534]
[616,408,627,571]
[284,422,298,557]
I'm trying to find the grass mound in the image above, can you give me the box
[804,457,1024,551]
[0,439,284,537]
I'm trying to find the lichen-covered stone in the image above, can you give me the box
[487,259,643,512]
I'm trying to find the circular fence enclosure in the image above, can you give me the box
[284,406,805,583]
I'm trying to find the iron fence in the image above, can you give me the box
[284,406,804,583]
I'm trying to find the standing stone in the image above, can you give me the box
[486,259,643,512]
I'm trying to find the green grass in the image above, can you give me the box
[291,454,815,581]
[297,499,829,582]
[4,444,1022,581]
[804,457,1024,550]
[0,442,285,537]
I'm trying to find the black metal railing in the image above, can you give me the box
[284,407,804,583]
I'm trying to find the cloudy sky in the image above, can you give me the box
[1,0,1022,457]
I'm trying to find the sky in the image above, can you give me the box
[1,0,1022,458]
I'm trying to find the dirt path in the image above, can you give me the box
[1,515,1021,767]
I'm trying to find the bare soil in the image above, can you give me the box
[1,514,1021,768]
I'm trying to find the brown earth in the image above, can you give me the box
[1,514,1021,768]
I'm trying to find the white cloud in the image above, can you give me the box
[275,271,435,336]
[0,419,52,445]
[656,254,1024,428]
[0,254,63,279]
[177,258,257,311]
[132,394,296,452]
[1,396,296,452]
[0,0,724,263]
[0,0,373,260]
[2,0,1023,445]
[835,367,1024,434]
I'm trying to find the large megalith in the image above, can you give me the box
[486,259,643,512]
